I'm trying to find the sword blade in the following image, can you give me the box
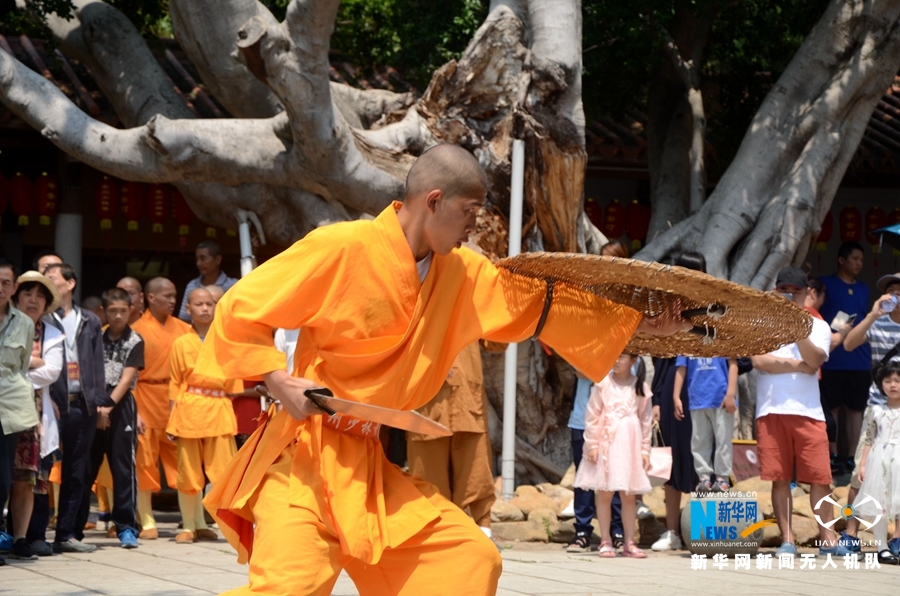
[306,390,452,437]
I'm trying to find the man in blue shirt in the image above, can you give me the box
[178,241,237,323]
[819,241,870,473]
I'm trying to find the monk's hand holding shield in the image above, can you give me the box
[634,300,692,336]
[262,369,322,421]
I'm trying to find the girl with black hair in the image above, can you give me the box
[574,352,653,559]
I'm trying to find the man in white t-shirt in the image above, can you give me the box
[751,267,848,558]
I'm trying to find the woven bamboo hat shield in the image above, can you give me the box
[497,253,812,358]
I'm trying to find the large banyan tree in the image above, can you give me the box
[2,0,900,481]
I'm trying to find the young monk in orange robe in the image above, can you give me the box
[167,288,240,544]
[198,145,689,595]
[131,277,191,538]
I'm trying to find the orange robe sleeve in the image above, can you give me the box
[196,225,353,382]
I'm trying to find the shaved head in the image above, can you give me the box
[145,277,174,295]
[404,144,488,203]
[117,276,141,293]
[145,277,177,320]
[204,284,225,303]
[117,276,144,323]
[188,287,213,302]
[187,287,216,326]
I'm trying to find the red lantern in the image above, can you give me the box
[0,172,8,216]
[121,181,145,232]
[866,206,888,248]
[839,206,861,243]
[816,212,833,251]
[584,197,603,229]
[172,188,194,234]
[9,173,32,226]
[147,184,169,234]
[94,176,117,230]
[34,172,58,226]
[172,188,194,253]
[625,200,650,251]
[602,199,625,239]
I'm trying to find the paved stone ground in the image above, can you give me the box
[4,516,900,596]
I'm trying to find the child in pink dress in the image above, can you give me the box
[574,352,653,558]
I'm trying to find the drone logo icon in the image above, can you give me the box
[814,494,883,531]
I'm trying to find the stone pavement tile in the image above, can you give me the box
[0,578,100,596]
[153,571,250,593]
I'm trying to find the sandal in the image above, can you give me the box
[598,541,616,558]
[621,541,647,559]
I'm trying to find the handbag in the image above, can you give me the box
[648,421,673,487]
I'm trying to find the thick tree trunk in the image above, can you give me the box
[646,11,712,243]
[1,0,589,485]
[637,0,900,288]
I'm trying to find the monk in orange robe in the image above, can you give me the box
[131,277,191,539]
[167,288,240,544]
[198,145,688,595]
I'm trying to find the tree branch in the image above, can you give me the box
[40,0,192,126]
[169,0,283,118]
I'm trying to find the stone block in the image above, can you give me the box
[508,493,558,517]
[490,499,524,523]
[492,521,548,542]
[559,464,576,489]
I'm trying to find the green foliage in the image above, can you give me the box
[581,0,830,171]
[106,0,172,38]
[327,0,487,89]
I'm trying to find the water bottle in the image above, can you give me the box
[883,295,898,313]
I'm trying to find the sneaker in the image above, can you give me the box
[695,477,712,493]
[9,538,38,560]
[29,540,53,557]
[651,530,682,552]
[636,500,654,520]
[96,520,108,532]
[845,457,856,473]
[53,538,97,553]
[839,531,861,553]
[119,529,138,549]
[819,542,852,557]
[889,537,900,557]
[0,530,12,554]
[713,477,731,492]
[566,534,592,553]
[775,542,797,557]
[612,532,625,550]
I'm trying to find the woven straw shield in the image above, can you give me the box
[497,252,812,358]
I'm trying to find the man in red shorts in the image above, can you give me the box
[751,267,850,558]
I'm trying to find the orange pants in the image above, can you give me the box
[137,427,178,492]
[407,432,495,527]
[226,449,502,595]
[176,435,237,495]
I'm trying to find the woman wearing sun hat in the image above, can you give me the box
[6,271,64,559]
